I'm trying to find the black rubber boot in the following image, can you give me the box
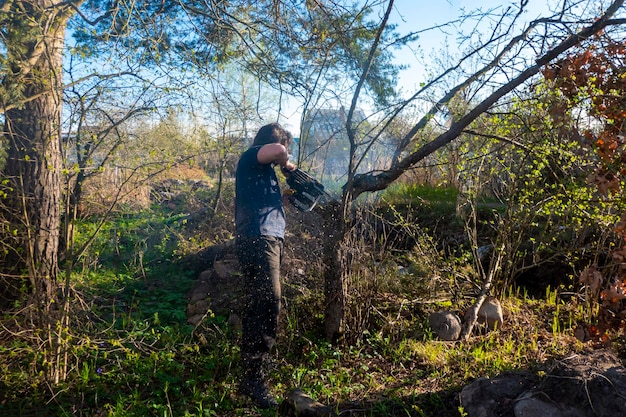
[239,374,279,409]
[239,357,278,409]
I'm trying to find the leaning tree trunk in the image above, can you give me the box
[1,1,68,307]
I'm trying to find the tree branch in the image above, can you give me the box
[344,0,394,190]
[351,0,626,197]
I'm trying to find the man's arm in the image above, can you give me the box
[257,143,296,170]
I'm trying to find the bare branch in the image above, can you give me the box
[344,0,394,188]
[351,0,626,197]
[64,0,113,26]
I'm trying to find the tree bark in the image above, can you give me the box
[1,1,69,305]
[321,201,346,342]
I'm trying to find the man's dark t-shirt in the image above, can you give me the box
[235,146,285,239]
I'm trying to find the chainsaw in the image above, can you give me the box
[282,167,335,212]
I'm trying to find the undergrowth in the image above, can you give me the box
[0,183,613,417]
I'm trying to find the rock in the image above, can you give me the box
[513,392,586,417]
[180,239,235,274]
[459,373,534,417]
[186,259,243,326]
[459,350,626,417]
[279,388,338,417]
[539,350,626,417]
[477,244,494,263]
[465,296,503,331]
[428,311,462,341]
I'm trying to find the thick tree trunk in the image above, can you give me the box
[2,2,66,305]
[4,102,63,301]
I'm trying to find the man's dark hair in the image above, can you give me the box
[252,123,292,147]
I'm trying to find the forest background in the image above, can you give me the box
[1,0,626,416]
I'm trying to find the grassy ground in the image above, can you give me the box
[0,184,619,417]
[0,273,588,416]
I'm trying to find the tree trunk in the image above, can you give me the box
[1,1,67,306]
[321,201,346,342]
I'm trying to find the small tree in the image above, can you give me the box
[323,0,626,341]
[545,36,626,335]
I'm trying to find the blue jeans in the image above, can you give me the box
[236,236,283,377]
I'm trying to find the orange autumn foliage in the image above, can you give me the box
[545,38,626,338]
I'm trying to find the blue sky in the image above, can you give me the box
[389,0,527,91]
[280,0,561,132]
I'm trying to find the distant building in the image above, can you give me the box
[299,107,394,182]
[300,107,366,180]
[62,127,102,170]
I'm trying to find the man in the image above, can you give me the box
[235,123,295,408]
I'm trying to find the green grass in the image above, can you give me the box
[383,183,459,206]
[0,289,585,416]
[0,200,599,417]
